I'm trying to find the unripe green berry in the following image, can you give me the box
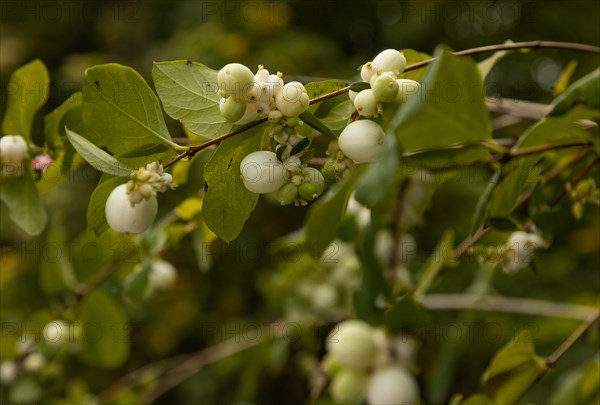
[353,89,378,117]
[217,63,255,101]
[302,167,325,195]
[268,110,284,123]
[277,182,298,205]
[298,182,317,200]
[338,120,385,163]
[220,97,247,122]
[330,369,368,404]
[372,74,399,103]
[286,117,300,127]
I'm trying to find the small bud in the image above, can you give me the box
[268,110,284,123]
[277,182,299,205]
[298,182,318,200]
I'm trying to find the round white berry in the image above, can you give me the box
[217,63,255,101]
[0,135,28,176]
[23,353,46,372]
[326,320,377,370]
[372,49,407,75]
[353,89,378,117]
[360,61,380,83]
[338,120,385,163]
[395,79,422,104]
[275,81,310,117]
[148,260,177,291]
[240,151,288,194]
[235,102,259,125]
[105,184,158,234]
[0,361,17,384]
[43,320,71,347]
[330,369,368,404]
[367,366,420,405]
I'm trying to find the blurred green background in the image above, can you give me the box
[1,1,599,404]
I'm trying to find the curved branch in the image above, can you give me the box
[163,41,600,169]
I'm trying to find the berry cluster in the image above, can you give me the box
[105,162,174,234]
[338,49,421,164]
[324,319,420,404]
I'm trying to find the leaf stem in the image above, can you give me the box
[545,308,600,368]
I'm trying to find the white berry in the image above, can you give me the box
[0,135,28,176]
[326,320,377,370]
[240,151,288,194]
[0,361,17,384]
[360,61,380,83]
[353,89,379,117]
[275,81,310,117]
[220,96,247,122]
[148,260,177,291]
[502,231,545,273]
[396,79,422,104]
[367,366,420,405]
[105,184,158,234]
[372,49,407,75]
[217,63,255,101]
[330,369,368,404]
[338,120,385,163]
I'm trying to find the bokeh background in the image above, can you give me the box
[1,1,599,404]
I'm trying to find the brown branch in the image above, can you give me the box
[163,41,599,170]
[548,156,600,207]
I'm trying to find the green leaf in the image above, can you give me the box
[82,63,179,158]
[304,166,366,259]
[477,40,513,79]
[320,100,353,136]
[0,174,47,236]
[305,79,348,115]
[550,68,600,115]
[202,126,264,242]
[153,60,241,138]
[400,49,432,82]
[391,47,491,153]
[413,231,454,301]
[461,394,494,404]
[488,156,540,218]
[354,134,400,210]
[403,144,492,171]
[87,175,127,236]
[44,92,83,150]
[79,289,129,369]
[488,216,519,231]
[469,169,501,234]
[384,296,431,333]
[2,59,49,141]
[515,104,599,150]
[298,110,337,140]
[552,60,578,96]
[482,331,544,383]
[66,128,134,176]
[349,81,370,92]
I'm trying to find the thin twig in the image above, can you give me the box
[422,294,597,321]
[546,309,600,368]
[548,157,600,206]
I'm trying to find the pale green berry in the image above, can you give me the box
[338,120,385,163]
[372,74,399,103]
[275,81,309,117]
[395,79,421,104]
[240,151,288,194]
[372,49,407,75]
[217,63,255,101]
[268,110,284,123]
[330,369,368,404]
[286,117,300,127]
[353,89,378,117]
[367,366,420,405]
[220,96,247,122]
[277,182,298,205]
[369,70,396,88]
[322,353,342,376]
[105,184,158,234]
[326,320,377,370]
